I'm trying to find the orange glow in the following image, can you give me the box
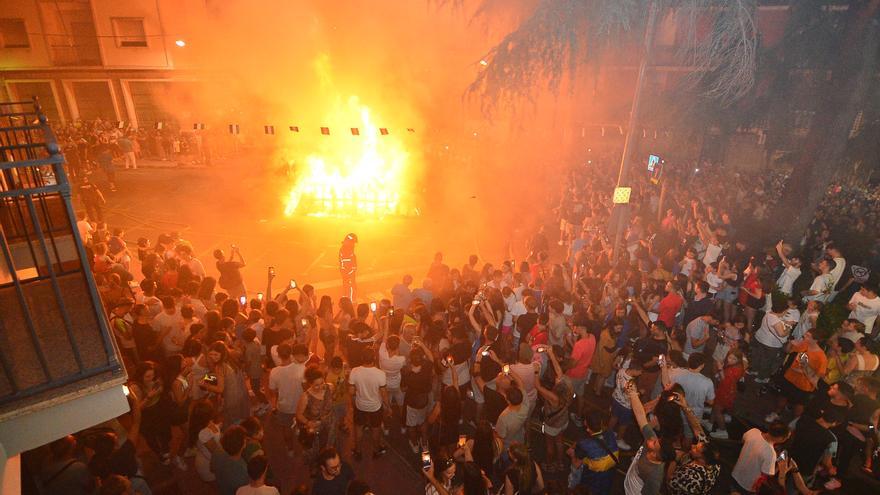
[281,55,417,218]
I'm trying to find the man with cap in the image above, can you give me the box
[109,298,138,368]
[339,233,358,301]
[566,316,596,418]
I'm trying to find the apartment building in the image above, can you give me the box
[0,0,208,128]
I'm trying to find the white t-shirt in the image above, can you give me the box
[806,273,835,303]
[268,361,305,414]
[197,426,220,460]
[776,266,801,296]
[830,256,846,286]
[349,365,386,412]
[151,310,182,334]
[76,220,93,243]
[703,243,722,266]
[732,428,776,491]
[849,292,880,333]
[680,257,698,277]
[237,485,280,495]
[502,294,518,327]
[705,272,723,294]
[378,343,406,389]
[755,313,787,348]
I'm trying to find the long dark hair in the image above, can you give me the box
[338,297,355,318]
[471,420,496,478]
[461,461,489,495]
[440,385,461,426]
[508,442,534,492]
[317,295,333,319]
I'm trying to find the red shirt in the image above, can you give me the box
[566,334,597,379]
[658,292,684,328]
[738,273,761,306]
[528,327,548,346]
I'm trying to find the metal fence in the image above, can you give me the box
[0,98,122,407]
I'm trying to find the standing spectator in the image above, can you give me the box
[788,409,844,486]
[391,275,414,310]
[379,335,406,423]
[766,329,827,423]
[311,447,355,495]
[633,322,670,395]
[730,422,790,494]
[117,133,137,169]
[569,410,619,493]
[657,281,684,330]
[349,350,389,459]
[608,360,643,451]
[503,442,545,495]
[802,258,835,303]
[296,365,337,465]
[682,311,720,359]
[215,247,247,300]
[590,318,622,397]
[534,346,572,469]
[402,346,434,452]
[750,296,790,384]
[565,317,596,414]
[78,174,106,222]
[268,344,307,456]
[39,435,95,495]
[709,348,747,439]
[236,454,279,495]
[774,241,802,297]
[495,382,528,451]
[622,382,665,495]
[211,425,249,495]
[848,284,880,337]
[662,353,715,443]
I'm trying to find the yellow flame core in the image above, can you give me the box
[282,99,412,217]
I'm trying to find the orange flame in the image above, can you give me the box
[281,56,416,217]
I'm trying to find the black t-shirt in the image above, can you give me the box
[216,260,243,289]
[262,327,291,355]
[517,313,538,336]
[482,386,508,424]
[132,322,156,358]
[401,365,433,409]
[849,394,880,425]
[790,416,836,475]
[805,389,850,421]
[479,342,503,381]
[634,337,669,373]
[683,297,714,327]
[311,462,355,495]
[347,337,374,368]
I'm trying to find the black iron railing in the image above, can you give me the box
[0,98,122,407]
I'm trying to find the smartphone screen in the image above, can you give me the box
[301,318,308,326]
[458,435,467,447]
[239,295,247,305]
[289,279,297,289]
[257,292,264,301]
[370,302,377,312]
[421,452,431,471]
[503,364,510,375]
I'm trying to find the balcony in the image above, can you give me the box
[0,99,127,458]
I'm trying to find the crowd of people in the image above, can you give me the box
[27,144,880,495]
[55,119,215,187]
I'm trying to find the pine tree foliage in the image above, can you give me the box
[451,0,758,112]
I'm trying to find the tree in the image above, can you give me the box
[776,0,880,242]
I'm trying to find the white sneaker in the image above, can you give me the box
[764,412,780,423]
[824,478,842,490]
[710,429,729,439]
[616,439,632,451]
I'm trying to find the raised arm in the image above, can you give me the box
[775,240,792,268]
[626,382,650,431]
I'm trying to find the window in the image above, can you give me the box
[0,19,29,48]
[111,18,147,47]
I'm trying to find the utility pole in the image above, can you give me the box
[611,0,659,262]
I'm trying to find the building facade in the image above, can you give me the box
[0,0,208,128]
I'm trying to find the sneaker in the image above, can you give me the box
[173,456,188,471]
[764,412,780,423]
[824,478,842,490]
[700,419,714,431]
[710,429,729,439]
[352,450,363,461]
[616,439,632,451]
[373,446,388,458]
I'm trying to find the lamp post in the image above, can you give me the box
[611,0,659,263]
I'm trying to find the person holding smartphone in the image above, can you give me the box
[214,247,246,300]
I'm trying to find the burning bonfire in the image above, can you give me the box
[281,56,418,218]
